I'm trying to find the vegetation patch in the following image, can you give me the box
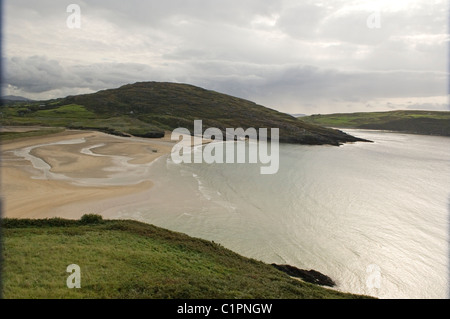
[1,216,370,299]
[0,128,65,141]
[302,110,450,136]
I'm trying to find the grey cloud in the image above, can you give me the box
[4,56,158,94]
[276,3,327,39]
[193,62,446,99]
[6,56,68,93]
[405,103,450,111]
[5,55,447,111]
[3,0,448,113]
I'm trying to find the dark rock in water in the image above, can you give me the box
[271,264,336,287]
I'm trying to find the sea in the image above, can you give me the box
[106,129,450,299]
[16,128,450,298]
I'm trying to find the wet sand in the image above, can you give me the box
[1,129,176,219]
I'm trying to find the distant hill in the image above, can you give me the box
[290,113,308,118]
[2,95,33,103]
[1,81,366,145]
[302,110,450,137]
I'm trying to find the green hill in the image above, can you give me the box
[302,110,450,136]
[1,82,366,145]
[1,216,368,299]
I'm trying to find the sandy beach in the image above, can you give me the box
[1,129,177,219]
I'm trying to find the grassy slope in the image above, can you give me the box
[1,82,364,145]
[0,128,66,141]
[1,217,368,299]
[302,110,450,136]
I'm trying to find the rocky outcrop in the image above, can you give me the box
[272,263,336,287]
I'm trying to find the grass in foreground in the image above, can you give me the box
[1,216,369,299]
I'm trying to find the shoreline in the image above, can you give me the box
[1,128,174,219]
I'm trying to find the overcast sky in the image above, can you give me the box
[2,0,449,114]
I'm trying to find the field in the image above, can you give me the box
[302,110,450,136]
[1,103,164,138]
[0,127,66,141]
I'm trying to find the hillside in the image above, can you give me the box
[1,95,33,102]
[0,82,366,145]
[302,110,450,136]
[1,216,368,299]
